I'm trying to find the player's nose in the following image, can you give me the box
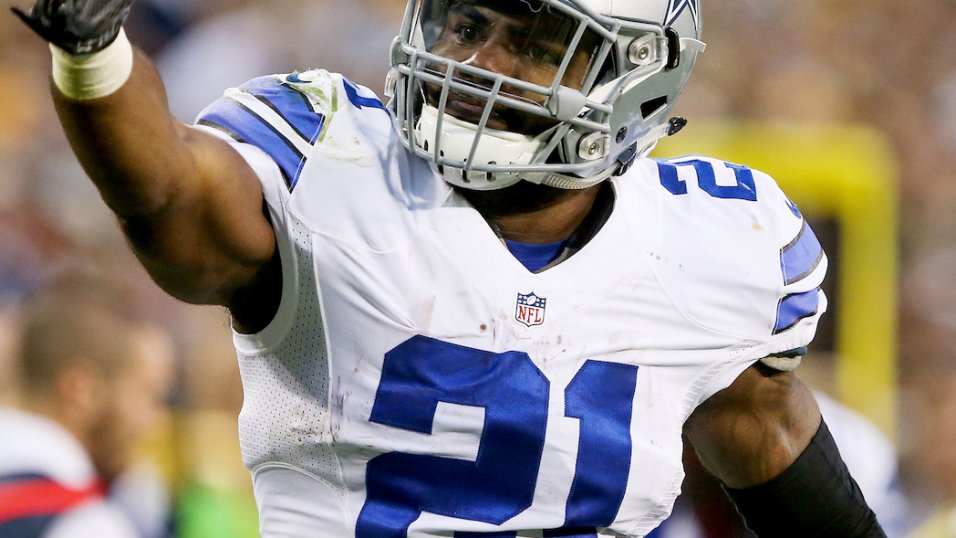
[462,38,520,79]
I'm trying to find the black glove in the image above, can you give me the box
[11,0,133,55]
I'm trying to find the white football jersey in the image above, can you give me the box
[194,70,827,538]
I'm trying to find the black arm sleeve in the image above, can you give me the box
[724,419,887,538]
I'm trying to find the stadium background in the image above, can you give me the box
[1,0,955,536]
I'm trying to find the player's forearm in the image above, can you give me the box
[724,420,887,537]
[686,366,884,537]
[53,48,199,220]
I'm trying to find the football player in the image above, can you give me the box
[13,0,885,536]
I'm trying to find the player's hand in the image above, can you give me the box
[11,0,134,55]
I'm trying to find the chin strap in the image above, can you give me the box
[520,163,619,190]
[520,117,688,190]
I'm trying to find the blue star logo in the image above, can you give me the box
[664,0,700,33]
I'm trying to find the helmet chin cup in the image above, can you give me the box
[415,105,550,191]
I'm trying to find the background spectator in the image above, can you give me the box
[0,266,175,537]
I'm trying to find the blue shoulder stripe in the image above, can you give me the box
[197,97,306,189]
[239,77,325,144]
[343,78,387,112]
[774,289,820,334]
[780,221,824,285]
[196,76,328,190]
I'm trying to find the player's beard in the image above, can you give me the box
[455,180,582,218]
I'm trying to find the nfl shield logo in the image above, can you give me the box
[515,292,547,327]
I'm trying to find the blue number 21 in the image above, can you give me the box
[356,336,639,538]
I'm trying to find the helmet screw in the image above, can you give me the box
[628,35,657,66]
[616,127,628,143]
[577,133,609,161]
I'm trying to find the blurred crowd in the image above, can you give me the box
[1,0,955,536]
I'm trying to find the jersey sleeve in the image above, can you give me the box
[638,156,828,404]
[756,166,828,356]
[192,70,394,194]
[190,73,334,348]
[191,70,416,348]
[650,156,827,343]
[193,72,329,192]
[194,69,447,256]
[760,204,827,371]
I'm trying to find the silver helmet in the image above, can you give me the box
[386,0,705,190]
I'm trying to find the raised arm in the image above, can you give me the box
[684,363,886,537]
[14,0,279,330]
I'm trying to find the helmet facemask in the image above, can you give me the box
[387,0,704,191]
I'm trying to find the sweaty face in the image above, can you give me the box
[422,0,601,135]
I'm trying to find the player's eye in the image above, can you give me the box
[453,23,482,45]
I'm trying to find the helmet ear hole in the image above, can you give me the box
[640,96,668,120]
[664,27,681,69]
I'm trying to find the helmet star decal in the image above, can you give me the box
[665,0,700,33]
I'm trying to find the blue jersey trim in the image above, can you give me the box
[780,221,824,285]
[774,289,820,334]
[343,78,387,112]
[197,75,331,191]
[505,239,566,273]
[238,77,325,145]
[197,97,306,190]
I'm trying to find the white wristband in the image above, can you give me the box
[51,29,134,100]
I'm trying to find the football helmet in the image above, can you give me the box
[386,0,705,190]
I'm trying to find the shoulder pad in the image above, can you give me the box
[195,73,331,190]
[195,71,392,191]
[632,156,827,341]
